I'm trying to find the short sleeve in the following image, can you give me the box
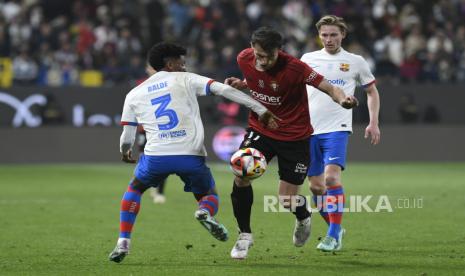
[120,95,138,126]
[357,57,376,87]
[301,63,324,88]
[184,72,215,96]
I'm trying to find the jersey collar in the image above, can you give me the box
[323,47,344,56]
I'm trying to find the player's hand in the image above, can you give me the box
[340,95,359,109]
[258,111,281,129]
[365,123,381,145]
[121,150,137,163]
[225,77,248,90]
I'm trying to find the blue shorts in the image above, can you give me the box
[134,154,215,194]
[307,131,350,177]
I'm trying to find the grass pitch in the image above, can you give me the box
[1,162,464,275]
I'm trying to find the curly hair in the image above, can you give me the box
[147,42,187,71]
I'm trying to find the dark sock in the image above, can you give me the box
[231,182,253,233]
[157,180,165,194]
[292,195,311,221]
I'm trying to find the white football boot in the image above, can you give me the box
[109,238,131,263]
[317,228,346,252]
[194,209,228,241]
[150,187,166,204]
[316,236,338,252]
[335,228,346,251]
[293,216,312,247]
[230,232,254,259]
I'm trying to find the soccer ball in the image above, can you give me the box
[230,148,267,180]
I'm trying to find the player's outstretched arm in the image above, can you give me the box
[364,84,381,145]
[211,81,279,129]
[317,79,358,109]
[120,125,137,163]
[224,77,249,92]
[258,110,280,129]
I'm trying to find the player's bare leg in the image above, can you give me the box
[309,175,330,224]
[279,180,312,247]
[317,165,346,252]
[230,176,254,259]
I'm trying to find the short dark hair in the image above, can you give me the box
[147,42,187,71]
[251,26,283,53]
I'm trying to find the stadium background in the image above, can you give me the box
[1,0,464,163]
[1,1,465,275]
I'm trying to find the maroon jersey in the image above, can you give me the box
[237,48,324,141]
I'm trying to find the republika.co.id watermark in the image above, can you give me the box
[263,195,424,213]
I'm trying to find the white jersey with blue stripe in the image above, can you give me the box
[301,48,375,135]
[120,71,214,156]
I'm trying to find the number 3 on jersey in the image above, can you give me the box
[151,94,179,130]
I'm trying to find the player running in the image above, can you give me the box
[137,63,168,204]
[136,125,168,203]
[225,26,358,259]
[109,42,278,263]
[301,15,381,252]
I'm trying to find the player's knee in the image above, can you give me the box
[325,175,340,186]
[310,184,325,195]
[234,176,251,187]
[308,177,325,195]
[131,179,151,193]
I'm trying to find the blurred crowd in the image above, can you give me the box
[1,0,465,87]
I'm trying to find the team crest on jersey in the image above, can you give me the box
[270,81,279,92]
[340,63,350,72]
[258,79,265,88]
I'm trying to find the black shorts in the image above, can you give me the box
[239,128,309,185]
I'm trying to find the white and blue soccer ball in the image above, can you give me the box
[230,148,267,180]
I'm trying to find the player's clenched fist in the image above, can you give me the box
[224,77,248,90]
[121,150,136,163]
[258,110,281,130]
[340,95,359,109]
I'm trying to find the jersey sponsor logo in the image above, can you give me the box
[158,129,187,139]
[148,81,168,92]
[305,71,319,83]
[294,163,308,174]
[270,81,279,92]
[339,63,350,72]
[250,90,282,105]
[258,79,265,88]
[327,79,346,86]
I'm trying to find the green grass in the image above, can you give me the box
[1,163,465,275]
